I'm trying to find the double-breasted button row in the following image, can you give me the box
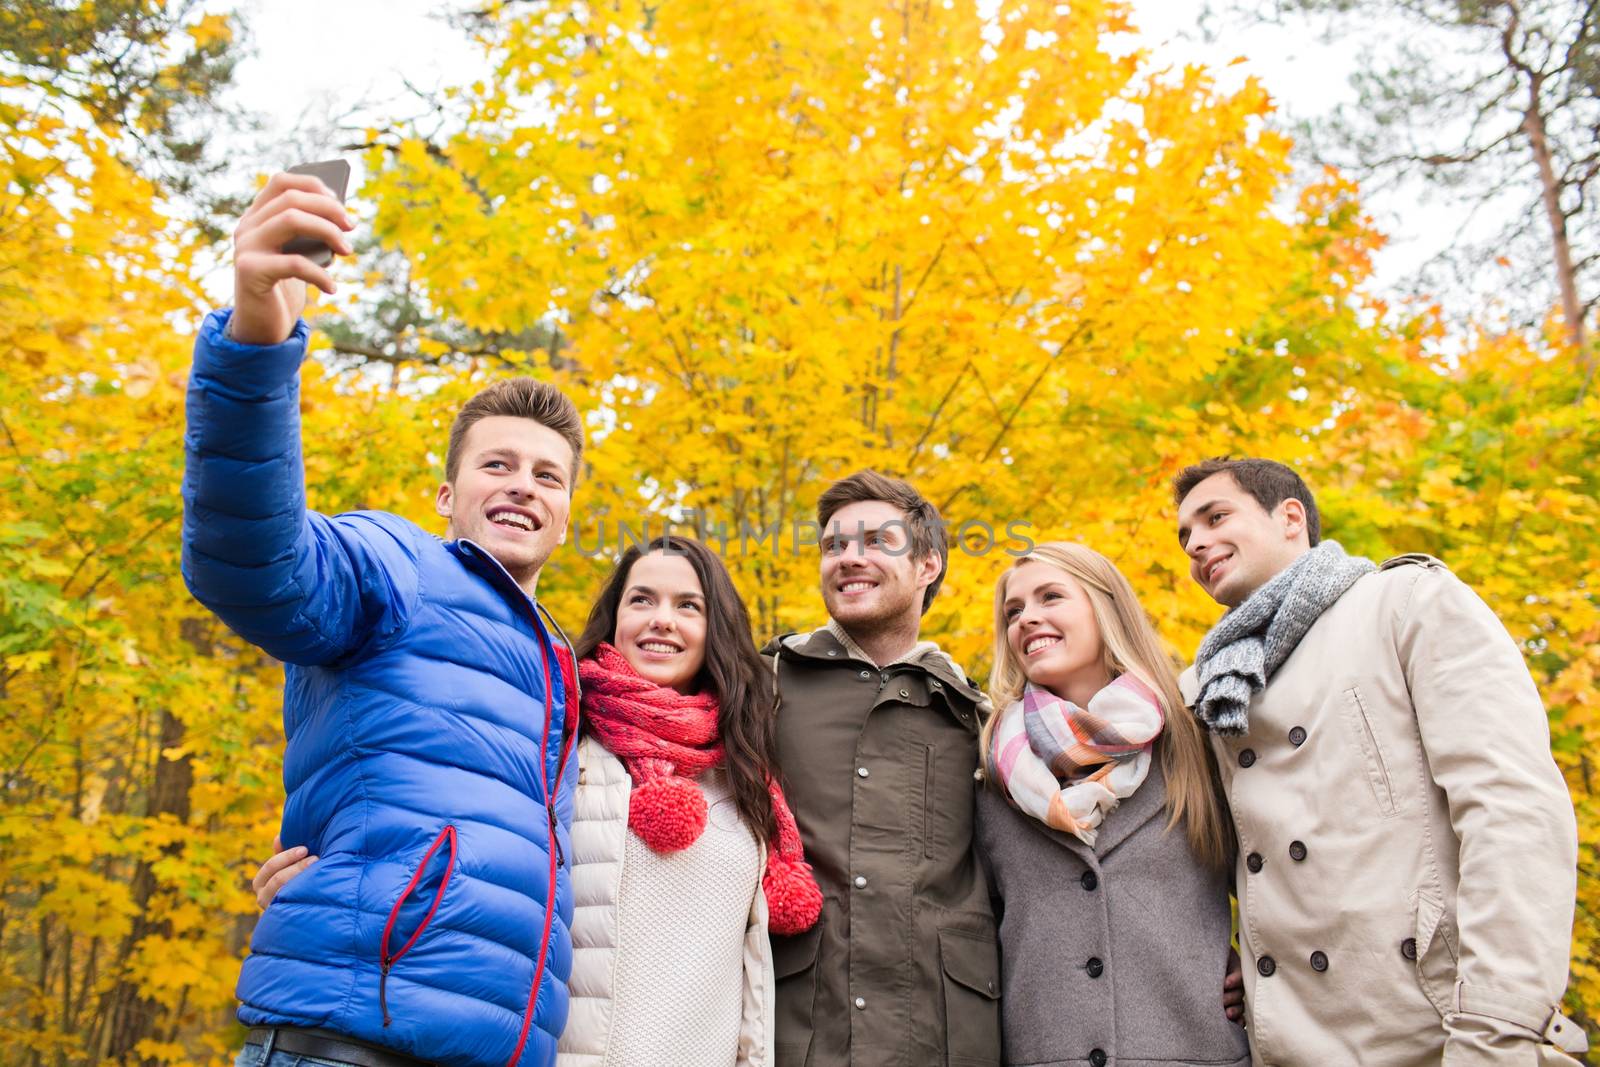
[1256,952,1331,976]
[1238,728,1307,763]
[1245,842,1307,872]
[1235,728,1328,996]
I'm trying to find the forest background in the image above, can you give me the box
[3,0,1599,1062]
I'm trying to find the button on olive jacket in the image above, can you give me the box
[763,626,1001,1067]
[1180,555,1584,1067]
[978,759,1250,1067]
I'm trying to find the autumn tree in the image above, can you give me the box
[1243,0,1598,369]
[0,4,275,1064]
[3,0,1597,1059]
[1,0,246,234]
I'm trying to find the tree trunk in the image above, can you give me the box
[33,916,50,1067]
[1523,77,1588,358]
[100,622,203,1064]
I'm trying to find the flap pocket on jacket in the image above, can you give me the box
[939,927,1000,1000]
[773,919,823,1066]
[1410,890,1455,1018]
[939,927,1001,1067]
[772,920,822,980]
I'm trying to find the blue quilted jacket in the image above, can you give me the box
[181,310,577,1067]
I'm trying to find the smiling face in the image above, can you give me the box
[1176,471,1310,608]
[819,499,940,636]
[611,550,708,693]
[1001,560,1111,707]
[435,415,574,592]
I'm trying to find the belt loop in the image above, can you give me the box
[259,1026,278,1061]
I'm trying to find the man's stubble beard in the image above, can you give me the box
[827,585,920,642]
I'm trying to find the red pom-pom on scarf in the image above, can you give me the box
[764,854,824,935]
[627,774,708,853]
[763,777,822,934]
[580,643,824,934]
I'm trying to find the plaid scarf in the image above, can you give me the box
[1192,541,1375,736]
[578,643,821,934]
[988,673,1166,846]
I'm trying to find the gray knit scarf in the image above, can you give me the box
[1192,541,1376,736]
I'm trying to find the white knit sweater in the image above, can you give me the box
[558,736,775,1067]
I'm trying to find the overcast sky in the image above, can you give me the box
[219,0,1450,302]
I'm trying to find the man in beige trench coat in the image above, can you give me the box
[1172,456,1586,1067]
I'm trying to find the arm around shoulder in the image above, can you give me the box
[1397,564,1581,1062]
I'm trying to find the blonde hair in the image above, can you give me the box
[979,541,1232,871]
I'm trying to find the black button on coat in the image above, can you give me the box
[978,759,1249,1067]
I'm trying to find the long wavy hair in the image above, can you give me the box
[979,541,1232,871]
[572,535,779,845]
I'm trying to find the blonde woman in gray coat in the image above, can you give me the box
[977,542,1248,1067]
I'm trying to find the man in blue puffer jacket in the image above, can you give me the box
[183,170,580,1067]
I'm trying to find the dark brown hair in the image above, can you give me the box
[572,536,779,845]
[1172,457,1321,546]
[444,378,585,486]
[816,469,948,614]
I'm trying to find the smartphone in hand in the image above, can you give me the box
[282,159,351,267]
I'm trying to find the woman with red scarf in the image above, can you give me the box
[252,535,820,1066]
[559,535,821,1065]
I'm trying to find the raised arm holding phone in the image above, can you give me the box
[183,167,585,1067]
[227,167,351,344]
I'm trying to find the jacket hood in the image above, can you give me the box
[763,626,986,706]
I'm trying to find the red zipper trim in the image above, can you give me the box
[551,642,579,869]
[503,634,579,1067]
[377,823,459,1027]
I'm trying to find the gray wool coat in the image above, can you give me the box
[976,758,1250,1067]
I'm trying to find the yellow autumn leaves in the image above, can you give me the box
[3,0,1599,1060]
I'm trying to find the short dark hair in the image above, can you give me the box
[816,469,948,614]
[445,378,584,487]
[1172,457,1321,546]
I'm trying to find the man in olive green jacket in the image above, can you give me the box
[1174,457,1584,1067]
[763,470,1001,1067]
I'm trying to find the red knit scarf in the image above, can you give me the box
[578,642,822,935]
